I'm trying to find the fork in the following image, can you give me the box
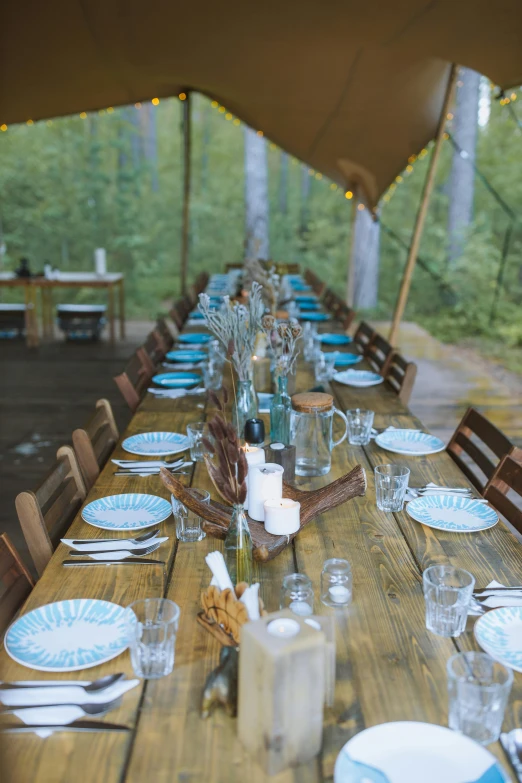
[68,542,162,559]
[66,529,160,547]
[1,699,121,725]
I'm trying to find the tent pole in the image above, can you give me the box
[345,188,358,306]
[388,64,457,345]
[180,91,192,296]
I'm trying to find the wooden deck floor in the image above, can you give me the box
[1,320,521,571]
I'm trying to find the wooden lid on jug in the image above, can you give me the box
[291,392,333,413]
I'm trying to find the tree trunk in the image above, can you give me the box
[447,67,480,265]
[140,103,159,192]
[350,200,380,309]
[279,152,289,214]
[201,101,211,191]
[244,127,270,260]
[299,164,311,240]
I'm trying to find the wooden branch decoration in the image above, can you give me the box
[160,464,366,562]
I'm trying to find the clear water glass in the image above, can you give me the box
[447,652,513,744]
[171,488,210,542]
[280,573,314,616]
[321,559,352,607]
[346,409,375,446]
[187,422,210,462]
[314,351,337,382]
[202,361,223,390]
[423,565,475,637]
[374,464,410,512]
[303,322,317,362]
[126,598,180,679]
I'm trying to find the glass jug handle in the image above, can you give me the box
[332,408,348,448]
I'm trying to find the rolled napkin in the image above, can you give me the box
[205,551,235,592]
[240,583,261,620]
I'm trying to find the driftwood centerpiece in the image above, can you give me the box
[160,464,366,562]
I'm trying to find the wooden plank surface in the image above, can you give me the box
[1,315,520,782]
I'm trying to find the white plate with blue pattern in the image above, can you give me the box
[406,495,498,533]
[333,370,383,387]
[4,599,128,672]
[122,431,190,456]
[82,493,172,530]
[475,607,522,672]
[334,721,508,783]
[375,429,445,455]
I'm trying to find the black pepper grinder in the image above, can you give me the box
[244,418,265,447]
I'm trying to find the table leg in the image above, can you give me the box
[47,288,54,339]
[108,285,115,343]
[25,286,38,348]
[119,279,125,340]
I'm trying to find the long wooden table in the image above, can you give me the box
[1,318,520,783]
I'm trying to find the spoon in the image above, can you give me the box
[0,673,125,692]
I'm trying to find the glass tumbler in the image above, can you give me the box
[280,573,314,617]
[171,488,210,542]
[187,422,210,462]
[202,361,223,391]
[321,559,352,607]
[447,652,513,744]
[126,598,180,679]
[346,409,375,446]
[374,464,410,512]
[423,565,475,637]
[314,352,337,382]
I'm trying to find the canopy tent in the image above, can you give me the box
[2,1,522,207]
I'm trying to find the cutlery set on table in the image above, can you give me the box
[61,528,168,567]
[112,457,193,478]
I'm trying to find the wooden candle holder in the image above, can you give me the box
[160,464,366,562]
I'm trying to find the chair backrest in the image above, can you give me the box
[447,407,522,493]
[385,352,418,405]
[353,321,375,354]
[194,271,210,294]
[73,399,119,491]
[304,269,326,295]
[0,533,34,633]
[366,332,394,375]
[15,446,87,577]
[484,455,522,533]
[113,348,154,412]
[155,317,176,350]
[142,328,168,366]
[169,296,192,329]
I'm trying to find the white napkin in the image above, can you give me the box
[111,459,185,468]
[147,387,204,398]
[162,362,199,371]
[469,580,522,616]
[404,483,486,502]
[371,426,422,439]
[0,678,139,708]
[62,537,167,552]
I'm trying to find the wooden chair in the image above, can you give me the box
[353,321,375,354]
[142,328,169,366]
[365,332,394,375]
[304,269,326,295]
[336,303,356,331]
[113,348,155,413]
[385,352,417,405]
[0,533,34,634]
[484,455,522,534]
[447,408,522,494]
[155,317,176,349]
[73,399,119,491]
[15,446,87,577]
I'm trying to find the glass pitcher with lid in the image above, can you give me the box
[290,392,348,477]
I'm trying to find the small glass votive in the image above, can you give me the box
[280,573,314,617]
[171,488,210,542]
[202,361,223,390]
[447,652,513,744]
[423,565,475,637]
[346,409,375,446]
[126,598,180,679]
[187,422,211,462]
[314,352,337,382]
[374,464,410,512]
[321,559,352,607]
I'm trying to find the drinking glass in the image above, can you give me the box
[447,652,513,744]
[346,409,375,446]
[126,598,180,679]
[321,559,352,607]
[314,351,337,382]
[202,361,223,390]
[423,565,475,637]
[171,488,210,542]
[280,573,314,616]
[187,422,210,462]
[374,464,410,512]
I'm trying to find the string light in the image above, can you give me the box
[98,109,106,116]
[134,102,142,109]
[408,154,417,164]
[511,92,517,101]
[357,203,365,211]
[443,132,449,140]
[178,93,187,101]
[395,175,403,183]
[308,168,314,175]
[0,124,7,132]
[211,100,219,108]
[46,120,53,127]
[256,130,264,137]
[446,112,454,120]
[26,120,33,126]
[152,98,160,106]
[269,142,276,150]
[79,112,87,119]
[405,165,413,173]
[218,106,225,113]
[330,183,337,190]
[345,191,353,199]
[107,107,114,113]
[225,112,233,120]
[315,172,322,180]
[233,118,240,126]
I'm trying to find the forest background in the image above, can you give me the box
[0,76,521,371]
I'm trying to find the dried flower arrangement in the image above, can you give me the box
[203,389,248,506]
[244,258,281,314]
[262,315,303,376]
[198,282,265,381]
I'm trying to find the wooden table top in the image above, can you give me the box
[0,272,123,286]
[1,319,519,783]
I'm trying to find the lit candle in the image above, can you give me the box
[266,618,301,638]
[328,585,351,604]
[247,463,284,522]
[288,600,313,617]
[242,446,265,506]
[263,498,300,536]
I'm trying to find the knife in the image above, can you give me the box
[0,720,129,734]
[63,558,165,567]
[114,470,191,477]
[69,531,160,546]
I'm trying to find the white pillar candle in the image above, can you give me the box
[263,498,300,536]
[247,463,284,522]
[242,446,265,506]
[266,618,300,638]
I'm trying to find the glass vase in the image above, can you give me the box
[224,504,253,585]
[234,379,258,438]
[270,375,292,444]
